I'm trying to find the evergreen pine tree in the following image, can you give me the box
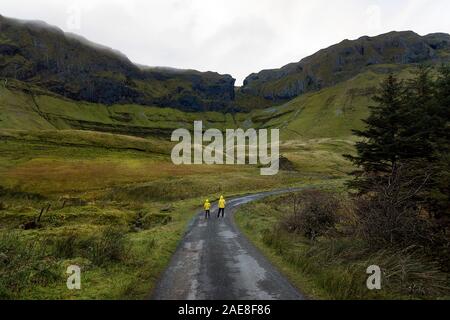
[401,66,437,160]
[347,66,450,220]
[345,74,406,192]
[424,66,450,219]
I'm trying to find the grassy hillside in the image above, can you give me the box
[1,64,419,142]
[0,79,381,299]
[0,100,354,299]
[238,64,416,140]
[0,80,239,135]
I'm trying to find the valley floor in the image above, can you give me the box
[1,129,447,300]
[0,129,351,299]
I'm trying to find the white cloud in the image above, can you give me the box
[366,4,382,31]
[2,0,450,84]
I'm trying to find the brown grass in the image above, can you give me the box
[1,157,251,195]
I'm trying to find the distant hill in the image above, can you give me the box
[0,15,235,112]
[240,31,450,106]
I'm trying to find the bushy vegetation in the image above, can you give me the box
[353,164,438,249]
[346,66,450,266]
[50,227,127,266]
[236,191,449,299]
[279,190,338,240]
[0,231,61,299]
[0,224,131,299]
[0,193,203,299]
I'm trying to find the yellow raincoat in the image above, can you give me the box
[218,196,226,209]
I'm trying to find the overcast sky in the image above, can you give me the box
[2,0,450,85]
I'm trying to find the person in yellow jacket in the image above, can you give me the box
[217,195,226,218]
[204,199,211,219]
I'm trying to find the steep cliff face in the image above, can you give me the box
[0,15,235,111]
[241,31,450,103]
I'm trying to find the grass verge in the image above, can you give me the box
[235,192,450,300]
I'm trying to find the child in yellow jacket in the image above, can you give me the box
[217,195,226,218]
[204,199,211,219]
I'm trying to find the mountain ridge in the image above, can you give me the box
[240,30,450,104]
[0,14,235,112]
[1,14,450,114]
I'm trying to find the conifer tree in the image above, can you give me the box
[401,66,437,160]
[347,66,449,220]
[345,74,406,191]
[425,66,450,219]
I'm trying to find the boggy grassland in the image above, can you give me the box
[0,128,351,299]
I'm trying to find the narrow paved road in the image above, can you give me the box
[152,189,305,300]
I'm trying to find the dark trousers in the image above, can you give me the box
[205,210,210,219]
[217,208,225,217]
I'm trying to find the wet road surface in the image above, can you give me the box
[152,189,305,300]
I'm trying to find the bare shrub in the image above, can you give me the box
[354,164,436,248]
[368,246,449,297]
[280,190,339,240]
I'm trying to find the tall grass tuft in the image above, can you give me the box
[0,231,61,299]
[84,227,127,266]
[262,229,449,299]
[52,233,78,259]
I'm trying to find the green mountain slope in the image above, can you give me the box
[0,79,239,136]
[236,64,416,139]
[1,64,419,141]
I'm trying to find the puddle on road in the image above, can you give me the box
[218,230,237,239]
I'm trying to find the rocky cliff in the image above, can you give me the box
[241,31,450,103]
[0,15,235,112]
